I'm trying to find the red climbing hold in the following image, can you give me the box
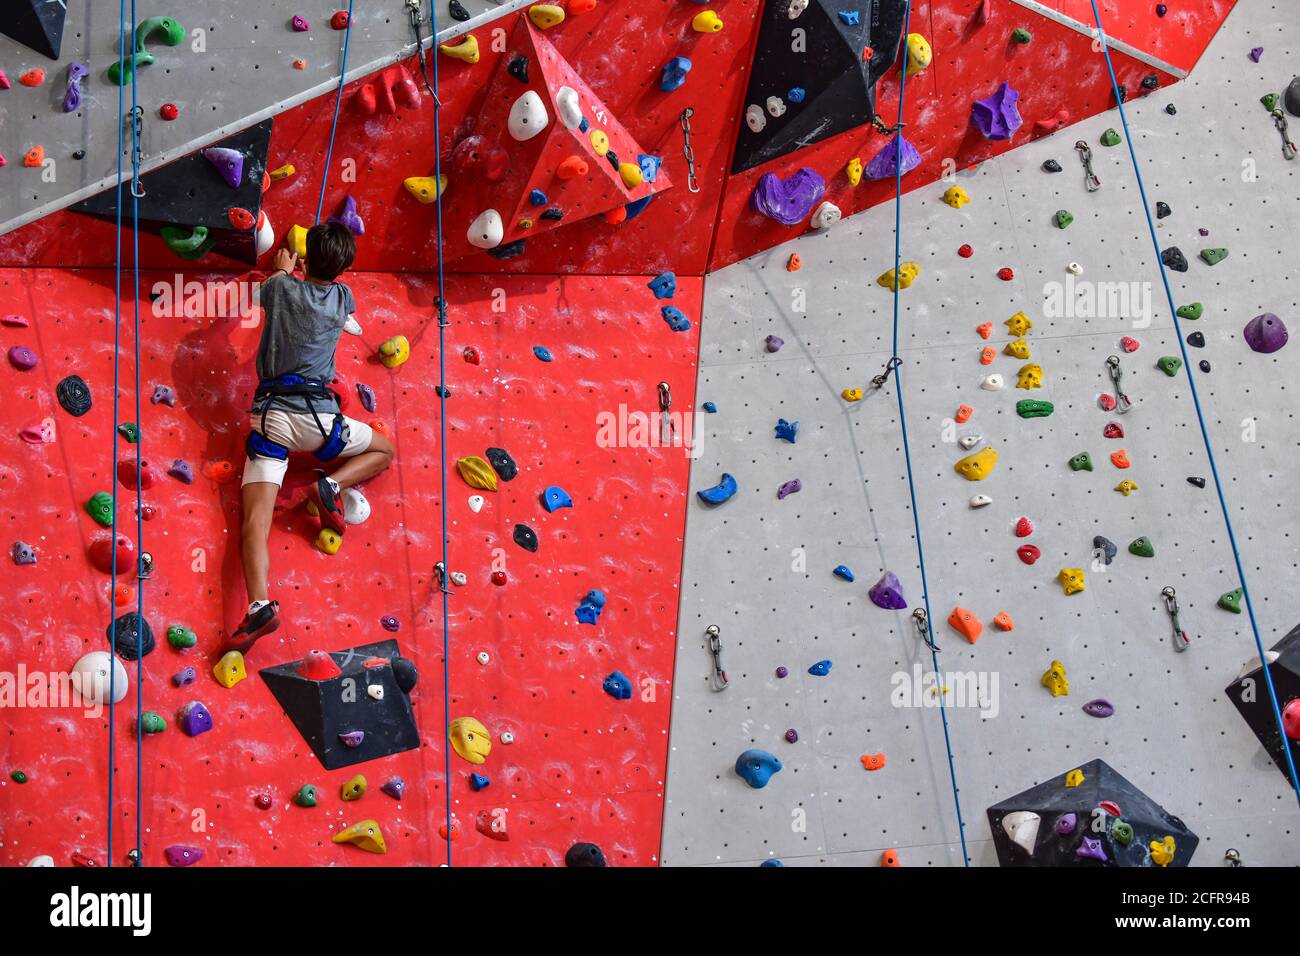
[1119,336,1139,353]
[330,10,350,29]
[491,570,507,586]
[297,649,342,681]
[1103,422,1124,439]
[604,207,627,224]
[159,103,179,121]
[958,243,973,258]
[557,155,589,179]
[880,849,901,867]
[89,533,137,577]
[117,458,158,491]
[997,267,1014,281]
[1017,544,1041,565]
[1014,516,1033,537]
[19,69,44,87]
[228,207,255,230]
[955,405,973,424]
[463,346,480,365]
[976,322,992,338]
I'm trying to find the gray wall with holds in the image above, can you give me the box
[663,0,1300,867]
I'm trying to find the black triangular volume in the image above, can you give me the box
[0,0,68,60]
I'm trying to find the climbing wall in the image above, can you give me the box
[0,266,700,866]
[662,0,1300,866]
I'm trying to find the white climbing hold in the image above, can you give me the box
[71,651,128,706]
[367,684,385,700]
[27,855,54,867]
[507,90,549,141]
[467,209,504,249]
[500,731,515,744]
[1002,810,1042,855]
[1067,261,1083,275]
[970,494,992,508]
[786,0,808,18]
[811,201,841,230]
[450,570,468,586]
[476,651,490,665]
[766,95,786,117]
[958,434,983,450]
[980,373,1004,390]
[255,211,275,257]
[745,104,767,133]
[555,86,582,130]
[344,315,363,336]
[468,494,485,513]
[343,487,371,525]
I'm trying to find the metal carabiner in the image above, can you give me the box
[1075,140,1101,192]
[434,560,454,595]
[871,356,902,389]
[912,608,940,653]
[1273,109,1298,161]
[705,624,729,691]
[1106,355,1133,414]
[1161,586,1191,652]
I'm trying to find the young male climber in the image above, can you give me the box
[228,222,395,652]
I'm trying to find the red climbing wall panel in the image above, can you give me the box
[0,265,700,866]
[705,0,1180,270]
[1046,0,1236,73]
[0,1,764,278]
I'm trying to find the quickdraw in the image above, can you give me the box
[680,108,701,193]
[913,608,940,653]
[1161,586,1191,653]
[872,356,902,389]
[1076,140,1101,192]
[1272,109,1297,161]
[705,624,729,691]
[658,381,675,444]
[1106,355,1133,414]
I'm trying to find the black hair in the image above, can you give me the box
[305,222,356,281]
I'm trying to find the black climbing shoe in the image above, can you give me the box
[225,601,280,654]
[309,474,346,534]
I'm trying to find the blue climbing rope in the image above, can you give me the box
[314,0,358,224]
[129,0,146,866]
[1085,0,1300,809]
[887,0,971,865]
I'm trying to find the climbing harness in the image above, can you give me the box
[1161,586,1191,653]
[679,108,701,193]
[245,375,348,463]
[1105,355,1133,413]
[912,608,939,653]
[1087,0,1300,809]
[1272,109,1297,161]
[657,381,675,444]
[705,625,729,691]
[1075,140,1101,192]
[871,356,902,389]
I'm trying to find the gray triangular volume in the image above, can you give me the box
[0,0,68,60]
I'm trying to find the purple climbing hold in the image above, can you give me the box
[173,667,196,687]
[868,571,907,610]
[1082,699,1115,718]
[1249,46,1263,62]
[750,168,826,225]
[339,729,365,748]
[765,335,784,353]
[292,15,310,31]
[381,776,405,799]
[328,195,366,236]
[864,133,921,181]
[775,666,788,678]
[357,383,377,412]
[204,146,245,188]
[776,479,801,499]
[971,82,1023,141]
[381,615,399,632]
[168,459,193,484]
[1243,313,1288,354]
[8,346,37,370]
[784,729,798,743]
[164,845,204,867]
[179,701,213,736]
[11,541,36,565]
[63,63,89,113]
[152,384,177,406]
[1076,835,1108,862]
[1055,812,1077,836]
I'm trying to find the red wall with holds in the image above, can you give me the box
[0,265,700,866]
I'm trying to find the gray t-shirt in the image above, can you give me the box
[252,274,354,415]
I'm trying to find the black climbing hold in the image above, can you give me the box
[449,0,472,22]
[435,385,451,398]
[605,149,621,171]
[1186,331,1205,348]
[56,375,92,417]
[1042,159,1062,173]
[1114,85,1128,104]
[110,611,156,661]
[565,842,607,867]
[1285,76,1300,118]
[1160,246,1189,272]
[487,239,526,260]
[1155,201,1171,219]
[540,207,564,221]
[72,149,85,161]
[0,0,67,59]
[1141,74,1160,90]
[507,55,529,83]
[485,447,518,481]
[1198,359,1211,373]
[1092,535,1118,565]
[392,655,418,694]
[513,523,539,553]
[1164,103,1177,115]
[1187,476,1206,488]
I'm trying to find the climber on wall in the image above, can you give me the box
[227,222,395,652]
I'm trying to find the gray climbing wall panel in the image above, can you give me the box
[663,0,1300,867]
[0,0,520,234]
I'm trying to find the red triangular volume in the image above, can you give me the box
[440,15,670,263]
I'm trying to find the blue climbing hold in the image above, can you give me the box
[638,153,662,183]
[697,473,737,504]
[648,272,676,299]
[603,670,633,700]
[542,486,573,512]
[533,345,553,362]
[662,306,691,332]
[833,565,855,582]
[760,859,785,867]
[660,56,692,93]
[576,589,606,624]
[579,117,589,132]
[702,401,717,413]
[788,87,805,104]
[529,188,547,206]
[838,10,860,25]
[774,418,799,443]
[735,749,782,789]
[625,195,653,220]
[469,773,490,791]
[807,660,832,677]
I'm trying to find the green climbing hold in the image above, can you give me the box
[161,225,216,262]
[166,624,197,650]
[1199,247,1228,265]
[11,770,28,784]
[1054,209,1074,229]
[1218,588,1243,614]
[1157,356,1183,376]
[1176,303,1202,320]
[294,784,318,807]
[1016,399,1054,419]
[1011,27,1033,44]
[108,16,187,85]
[1100,128,1122,147]
[1111,819,1134,845]
[1069,451,1094,472]
[85,491,114,527]
[140,711,167,734]
[1261,92,1280,112]
[117,422,140,443]
[1128,536,1155,557]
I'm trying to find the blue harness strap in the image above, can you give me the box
[247,375,348,463]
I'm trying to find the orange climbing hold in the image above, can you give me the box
[22,146,44,168]
[948,607,983,644]
[569,0,598,11]
[112,583,135,608]
[980,347,995,365]
[557,155,589,179]
[787,253,802,272]
[976,322,993,339]
[604,207,627,224]
[993,611,1014,631]
[19,69,44,87]
[880,849,901,867]
[369,419,389,436]
[202,460,235,482]
[860,752,887,771]
[1110,449,1131,468]
[955,405,973,424]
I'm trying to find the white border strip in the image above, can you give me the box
[1007,0,1188,79]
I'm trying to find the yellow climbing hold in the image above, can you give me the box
[269,164,296,180]
[1057,567,1085,595]
[841,387,863,402]
[904,33,932,76]
[618,162,643,189]
[1150,836,1176,866]
[403,175,447,204]
[846,156,863,187]
[456,456,498,492]
[1005,339,1031,360]
[528,4,566,28]
[1042,661,1070,697]
[519,218,534,230]
[449,716,492,764]
[589,129,610,155]
[1005,311,1033,336]
[316,528,342,555]
[212,650,247,689]
[942,185,969,208]
[1016,363,1043,390]
[691,10,723,32]
[954,446,998,481]
[439,34,480,63]
[877,261,920,290]
[379,335,410,369]
[1064,768,1085,788]
[332,819,387,854]
[341,774,367,801]
[1115,479,1138,496]
[286,223,308,258]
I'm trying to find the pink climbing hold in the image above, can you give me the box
[8,345,37,370]
[164,845,204,866]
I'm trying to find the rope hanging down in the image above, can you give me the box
[1085,0,1300,808]
[314,0,358,225]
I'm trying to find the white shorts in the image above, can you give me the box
[241,409,374,487]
